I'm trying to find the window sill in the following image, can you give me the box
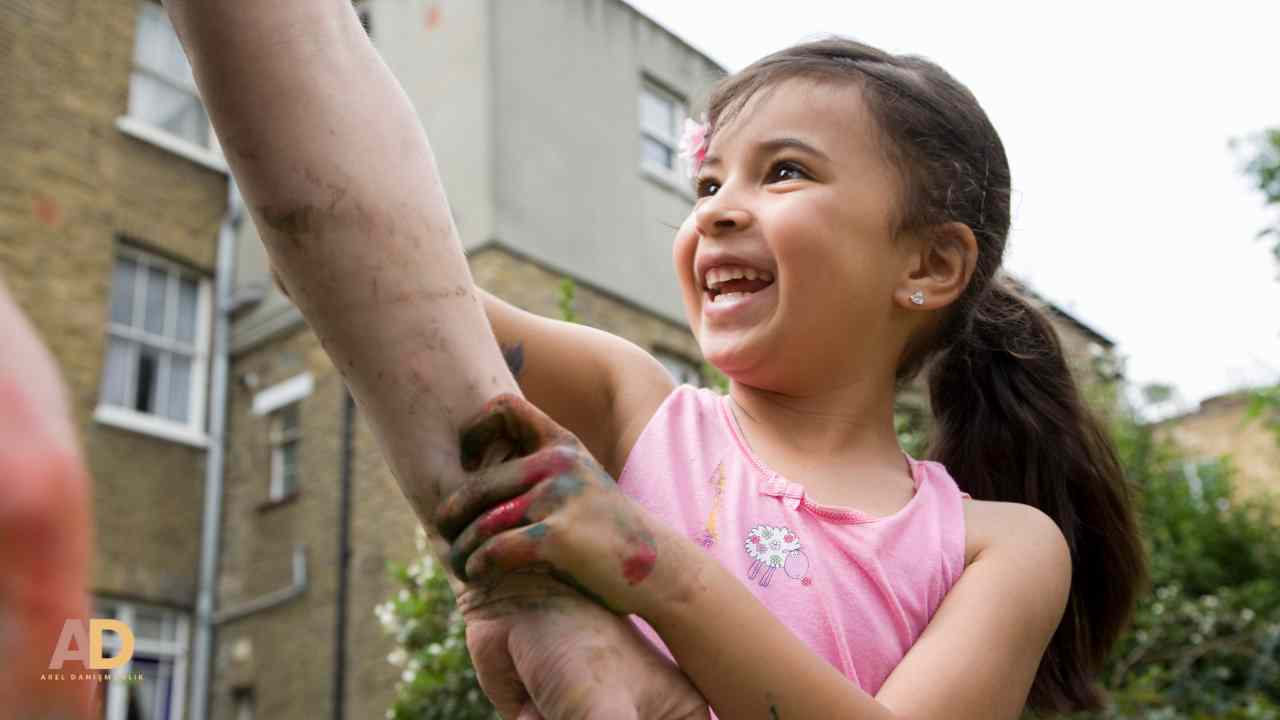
[115,116,229,175]
[94,405,209,448]
[257,491,300,513]
[639,165,696,203]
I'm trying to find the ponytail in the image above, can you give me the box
[925,278,1148,713]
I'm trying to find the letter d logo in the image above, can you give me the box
[90,619,134,670]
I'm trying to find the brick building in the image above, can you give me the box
[1150,389,1280,504]
[2,1,1127,718]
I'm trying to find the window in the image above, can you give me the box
[269,403,302,501]
[1183,456,1226,506]
[639,81,688,177]
[94,598,190,720]
[124,1,222,160]
[655,349,702,387]
[97,246,211,446]
[233,688,255,720]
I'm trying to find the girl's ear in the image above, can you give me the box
[897,221,978,311]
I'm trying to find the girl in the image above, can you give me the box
[437,36,1147,719]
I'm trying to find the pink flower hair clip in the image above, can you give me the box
[678,113,710,179]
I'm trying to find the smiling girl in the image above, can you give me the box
[439,37,1147,719]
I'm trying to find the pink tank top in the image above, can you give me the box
[618,384,971,700]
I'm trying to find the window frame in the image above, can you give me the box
[269,403,302,502]
[638,79,689,183]
[118,0,227,173]
[94,597,191,720]
[94,244,212,448]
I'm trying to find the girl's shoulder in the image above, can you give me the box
[960,499,1057,568]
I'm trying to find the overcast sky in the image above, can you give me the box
[623,0,1280,417]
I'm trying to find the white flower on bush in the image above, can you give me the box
[387,648,408,667]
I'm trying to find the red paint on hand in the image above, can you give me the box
[478,491,535,535]
[518,448,576,488]
[621,541,657,585]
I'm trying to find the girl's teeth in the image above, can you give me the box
[712,291,751,303]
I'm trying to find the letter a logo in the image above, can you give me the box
[49,619,88,670]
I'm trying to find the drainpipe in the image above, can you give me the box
[191,177,242,720]
[332,390,356,720]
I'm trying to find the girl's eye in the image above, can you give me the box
[771,161,807,183]
[694,161,808,199]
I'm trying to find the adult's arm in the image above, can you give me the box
[161,3,705,718]
[164,0,505,518]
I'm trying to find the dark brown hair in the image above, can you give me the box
[698,36,1147,714]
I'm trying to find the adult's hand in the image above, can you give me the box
[460,578,707,720]
[0,276,96,718]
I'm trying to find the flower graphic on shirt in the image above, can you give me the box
[744,525,811,588]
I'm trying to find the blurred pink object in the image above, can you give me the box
[678,114,710,178]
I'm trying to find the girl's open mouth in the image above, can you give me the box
[703,280,776,320]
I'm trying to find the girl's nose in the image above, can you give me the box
[694,202,753,237]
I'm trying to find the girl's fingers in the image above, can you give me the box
[436,444,579,543]
[457,393,574,472]
[464,522,554,584]
[449,482,551,580]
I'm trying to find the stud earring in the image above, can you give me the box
[909,290,925,305]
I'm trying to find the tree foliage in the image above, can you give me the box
[1232,128,1280,267]
[1050,391,1280,719]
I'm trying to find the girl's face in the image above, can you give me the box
[673,79,915,391]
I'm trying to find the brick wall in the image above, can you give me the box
[1,0,226,608]
[1153,392,1280,503]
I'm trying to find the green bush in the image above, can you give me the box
[375,528,496,720]
[1056,413,1280,719]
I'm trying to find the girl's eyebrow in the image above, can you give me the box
[700,136,830,169]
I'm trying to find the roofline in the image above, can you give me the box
[1003,272,1115,348]
[613,0,732,76]
[1147,384,1274,427]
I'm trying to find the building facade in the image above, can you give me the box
[2,1,1130,718]
[1150,389,1280,504]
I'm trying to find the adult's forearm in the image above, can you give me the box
[165,0,512,520]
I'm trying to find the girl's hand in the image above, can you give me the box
[435,393,680,618]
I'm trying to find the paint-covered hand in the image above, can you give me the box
[441,393,706,719]
[436,392,681,619]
